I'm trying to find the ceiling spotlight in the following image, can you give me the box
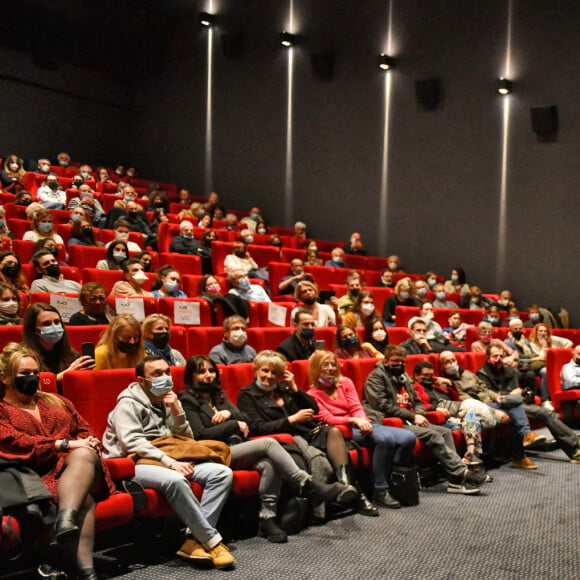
[378,53,395,71]
[280,31,298,47]
[199,12,216,27]
[497,77,513,95]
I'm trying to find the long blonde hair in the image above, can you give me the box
[0,343,64,407]
[97,314,144,369]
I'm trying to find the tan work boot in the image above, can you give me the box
[510,457,537,470]
[523,432,547,448]
[176,538,212,561]
[207,542,236,569]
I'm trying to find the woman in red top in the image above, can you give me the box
[0,343,113,580]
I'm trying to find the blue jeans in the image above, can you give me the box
[491,402,529,460]
[352,424,416,490]
[134,462,232,549]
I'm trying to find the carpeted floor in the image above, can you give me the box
[91,431,580,580]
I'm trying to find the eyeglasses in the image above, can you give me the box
[321,362,338,368]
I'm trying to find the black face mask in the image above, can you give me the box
[151,332,169,349]
[195,381,221,394]
[13,374,39,396]
[117,341,139,354]
[388,364,405,376]
[45,264,61,278]
[350,289,360,298]
[141,261,151,272]
[302,297,317,305]
[18,199,32,207]
[1,263,20,277]
[82,227,93,236]
[511,331,523,340]
[420,378,433,387]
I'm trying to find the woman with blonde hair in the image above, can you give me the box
[381,276,420,326]
[290,280,336,327]
[142,313,186,366]
[0,154,26,192]
[307,350,416,511]
[0,343,114,579]
[95,313,144,370]
[22,208,65,245]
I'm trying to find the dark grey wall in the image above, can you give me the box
[1,1,579,322]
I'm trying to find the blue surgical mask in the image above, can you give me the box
[256,376,277,392]
[71,214,82,222]
[318,376,336,388]
[451,274,459,282]
[238,278,251,290]
[445,363,459,376]
[38,324,64,344]
[416,288,427,297]
[80,172,91,179]
[164,280,179,294]
[149,375,174,397]
[113,251,127,262]
[38,222,53,233]
[436,291,446,301]
[341,335,359,348]
[400,291,410,300]
[333,256,343,264]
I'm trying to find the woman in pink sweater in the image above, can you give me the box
[307,351,416,510]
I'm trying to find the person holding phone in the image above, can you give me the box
[22,303,95,393]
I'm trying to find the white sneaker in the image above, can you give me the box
[542,400,555,413]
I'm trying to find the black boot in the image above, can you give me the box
[372,489,401,509]
[78,568,99,580]
[335,464,379,516]
[54,509,79,545]
[302,478,357,506]
[258,517,288,543]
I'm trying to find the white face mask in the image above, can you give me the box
[361,303,375,316]
[0,300,18,315]
[9,163,19,171]
[422,311,434,321]
[132,271,148,283]
[229,329,247,347]
[115,231,129,241]
[372,329,387,342]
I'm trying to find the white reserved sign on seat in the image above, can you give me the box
[50,294,82,323]
[115,298,145,321]
[268,303,287,327]
[174,301,201,325]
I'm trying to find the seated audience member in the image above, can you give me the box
[346,232,366,256]
[412,360,488,466]
[418,302,464,353]
[198,274,249,322]
[256,223,268,235]
[343,290,380,329]
[224,241,259,277]
[0,251,29,293]
[324,247,349,269]
[240,227,255,244]
[67,219,102,248]
[444,267,470,294]
[102,355,235,568]
[198,274,223,302]
[375,269,395,288]
[276,309,317,362]
[460,285,493,310]
[0,154,26,192]
[507,306,521,322]
[363,345,486,494]
[147,191,170,214]
[432,283,459,309]
[222,213,239,231]
[363,318,389,358]
[413,280,430,303]
[134,250,154,272]
[142,313,186,366]
[36,158,53,175]
[438,350,545,469]
[477,344,580,465]
[470,322,518,367]
[0,206,12,240]
[124,200,153,240]
[382,277,421,326]
[400,318,432,355]
[481,305,502,328]
[151,266,187,298]
[55,151,71,167]
[79,164,93,180]
[23,303,94,388]
[177,201,201,221]
[0,284,21,325]
[277,259,313,296]
[32,238,66,266]
[308,350,416,512]
[149,208,169,239]
[237,350,357,520]
[68,184,106,227]
[523,303,559,329]
[69,282,112,326]
[105,219,143,252]
[196,230,216,275]
[334,324,377,360]
[96,240,129,270]
[291,280,336,327]
[504,318,551,407]
[181,356,348,540]
[69,206,89,226]
[95,314,144,370]
[30,250,82,294]
[110,258,154,297]
[177,188,192,205]
[169,221,202,255]
[268,234,283,248]
[561,346,580,391]
[0,343,114,580]
[204,191,226,218]
[228,269,271,303]
[336,271,362,318]
[14,189,34,206]
[23,209,65,245]
[442,311,471,345]
[529,323,573,360]
[294,221,308,241]
[36,175,66,209]
[304,248,323,266]
[240,206,265,233]
[26,201,45,221]
[386,255,404,273]
[424,271,438,289]
[209,315,256,365]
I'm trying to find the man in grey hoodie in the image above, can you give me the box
[102,355,235,569]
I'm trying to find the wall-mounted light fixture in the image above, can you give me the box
[199,12,216,27]
[280,31,298,47]
[497,77,513,95]
[378,53,395,71]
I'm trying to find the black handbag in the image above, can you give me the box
[388,465,420,506]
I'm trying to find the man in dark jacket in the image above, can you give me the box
[169,221,203,255]
[276,309,316,362]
